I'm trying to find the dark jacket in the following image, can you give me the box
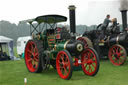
[103,18,111,28]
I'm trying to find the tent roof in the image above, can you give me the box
[0,36,13,43]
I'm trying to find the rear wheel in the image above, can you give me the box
[108,44,127,66]
[77,37,93,48]
[81,48,100,76]
[25,40,43,73]
[56,50,73,80]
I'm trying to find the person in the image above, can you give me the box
[99,14,113,42]
[102,14,112,29]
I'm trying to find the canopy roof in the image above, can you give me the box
[0,36,13,43]
[22,15,67,24]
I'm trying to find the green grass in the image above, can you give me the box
[0,59,128,85]
[13,47,19,57]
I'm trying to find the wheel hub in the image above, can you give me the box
[31,55,34,58]
[87,59,93,64]
[114,54,119,59]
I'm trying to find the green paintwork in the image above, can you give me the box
[37,33,67,59]
[56,41,65,51]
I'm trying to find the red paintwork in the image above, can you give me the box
[81,48,98,76]
[74,58,79,66]
[25,41,39,72]
[77,37,88,48]
[108,45,126,66]
[56,51,71,79]
[49,39,55,41]
[56,34,61,39]
[57,27,62,32]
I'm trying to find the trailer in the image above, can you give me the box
[17,36,32,58]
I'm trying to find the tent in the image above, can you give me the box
[0,36,17,60]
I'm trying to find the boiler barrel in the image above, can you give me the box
[109,33,128,44]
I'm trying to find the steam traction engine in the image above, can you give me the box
[78,10,128,66]
[21,6,100,80]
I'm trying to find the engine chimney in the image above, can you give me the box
[68,5,76,33]
[120,10,127,32]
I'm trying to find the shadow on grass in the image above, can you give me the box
[37,67,95,80]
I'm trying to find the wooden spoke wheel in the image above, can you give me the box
[81,48,100,76]
[77,37,93,48]
[56,50,73,80]
[108,44,127,66]
[25,40,43,73]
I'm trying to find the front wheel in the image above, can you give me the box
[108,44,127,66]
[56,50,73,80]
[81,48,100,76]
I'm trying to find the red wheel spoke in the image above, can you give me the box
[91,63,95,68]
[65,56,69,62]
[112,49,116,54]
[58,60,63,64]
[27,58,32,63]
[30,43,34,51]
[25,41,41,72]
[65,61,69,66]
[109,45,127,66]
[84,64,88,69]
[88,52,91,59]
[61,54,64,61]
[27,49,32,54]
[89,65,93,72]
[87,65,90,72]
[81,48,99,76]
[33,47,36,53]
[114,57,117,61]
[32,60,36,68]
[63,67,68,75]
[56,50,72,80]
[34,57,39,62]
[34,52,39,57]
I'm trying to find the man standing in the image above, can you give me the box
[100,14,113,42]
[102,14,112,30]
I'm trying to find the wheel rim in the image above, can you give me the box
[108,45,126,66]
[81,48,98,76]
[25,41,39,72]
[77,37,88,48]
[56,51,71,79]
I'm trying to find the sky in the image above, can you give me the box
[0,0,126,26]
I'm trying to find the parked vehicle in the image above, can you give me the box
[79,10,128,66]
[20,5,100,80]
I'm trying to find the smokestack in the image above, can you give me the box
[68,5,76,33]
[120,10,127,32]
[120,0,128,32]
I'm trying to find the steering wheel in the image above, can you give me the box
[96,24,103,31]
[96,23,103,34]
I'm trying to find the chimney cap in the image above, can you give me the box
[120,9,127,12]
[68,5,76,10]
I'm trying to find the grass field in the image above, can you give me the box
[0,59,128,85]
